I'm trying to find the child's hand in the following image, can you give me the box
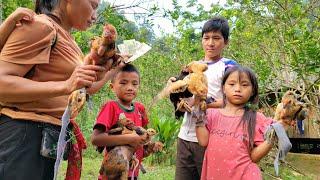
[9,8,35,26]
[127,133,147,149]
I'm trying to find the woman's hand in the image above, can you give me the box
[65,65,105,94]
[99,58,126,80]
[85,61,127,95]
[94,53,130,82]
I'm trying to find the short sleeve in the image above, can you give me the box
[205,109,217,131]
[254,112,274,146]
[94,102,117,131]
[0,15,56,65]
[223,59,238,72]
[136,103,149,127]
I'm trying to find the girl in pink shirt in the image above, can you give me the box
[195,66,290,180]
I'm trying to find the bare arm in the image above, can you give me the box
[0,60,104,102]
[91,129,146,148]
[196,126,209,147]
[250,142,273,163]
[251,120,290,163]
[86,64,123,94]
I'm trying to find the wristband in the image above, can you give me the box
[195,120,205,127]
[206,97,215,104]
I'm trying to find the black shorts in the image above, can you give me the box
[0,114,55,180]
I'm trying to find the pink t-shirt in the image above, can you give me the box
[94,101,149,179]
[201,109,273,180]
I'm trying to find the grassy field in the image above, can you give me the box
[58,154,175,180]
[58,153,319,180]
[261,153,320,180]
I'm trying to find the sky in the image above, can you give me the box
[104,0,226,36]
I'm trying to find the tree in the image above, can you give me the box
[221,1,319,107]
[1,0,34,23]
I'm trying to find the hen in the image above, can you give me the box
[99,113,161,180]
[86,23,121,68]
[152,61,208,119]
[274,90,307,124]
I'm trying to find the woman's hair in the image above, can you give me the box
[221,66,259,149]
[35,0,59,14]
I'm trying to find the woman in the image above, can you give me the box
[0,0,111,179]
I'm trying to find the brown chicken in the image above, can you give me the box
[151,61,208,119]
[99,113,161,180]
[67,88,86,119]
[67,24,121,119]
[143,141,164,157]
[86,23,120,67]
[184,61,208,111]
[274,91,305,125]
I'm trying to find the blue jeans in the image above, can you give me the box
[0,115,55,180]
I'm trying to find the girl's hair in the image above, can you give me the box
[221,66,259,149]
[35,0,59,14]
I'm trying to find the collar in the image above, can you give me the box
[202,57,223,65]
[116,101,135,112]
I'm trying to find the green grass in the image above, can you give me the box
[58,155,175,180]
[58,154,102,180]
[139,166,175,180]
[261,153,320,180]
[58,152,319,180]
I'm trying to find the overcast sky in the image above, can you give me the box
[104,0,226,36]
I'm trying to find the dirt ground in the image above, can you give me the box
[261,153,320,179]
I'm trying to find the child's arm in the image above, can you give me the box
[250,119,290,163]
[0,8,35,50]
[195,95,210,146]
[91,128,147,148]
[196,126,209,147]
[250,142,273,163]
